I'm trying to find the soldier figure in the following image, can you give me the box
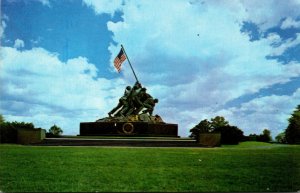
[132,88,148,114]
[109,81,159,117]
[124,84,144,116]
[134,81,142,89]
[142,98,158,116]
[132,87,148,114]
[108,86,131,117]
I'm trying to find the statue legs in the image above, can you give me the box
[134,105,144,115]
[142,108,154,116]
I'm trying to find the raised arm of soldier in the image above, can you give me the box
[134,81,142,89]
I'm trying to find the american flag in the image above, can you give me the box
[113,48,127,72]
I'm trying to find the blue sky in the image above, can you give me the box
[1,0,122,78]
[1,0,300,137]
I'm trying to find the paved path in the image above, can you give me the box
[33,137,205,147]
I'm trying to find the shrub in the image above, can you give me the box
[257,129,272,142]
[214,125,244,145]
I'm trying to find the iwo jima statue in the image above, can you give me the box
[80,45,178,137]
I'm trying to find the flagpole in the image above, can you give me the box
[121,44,139,83]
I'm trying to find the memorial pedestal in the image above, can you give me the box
[80,121,178,137]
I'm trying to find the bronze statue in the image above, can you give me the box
[142,98,158,116]
[108,86,131,117]
[81,45,178,137]
[107,81,159,118]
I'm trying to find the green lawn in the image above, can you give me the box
[0,142,299,192]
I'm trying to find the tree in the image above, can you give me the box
[0,114,5,125]
[257,129,272,142]
[210,116,229,129]
[263,129,271,138]
[214,125,244,145]
[189,119,212,142]
[10,121,34,130]
[190,116,244,144]
[275,132,287,144]
[285,105,300,144]
[48,125,63,137]
[248,134,259,141]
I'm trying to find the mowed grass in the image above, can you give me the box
[0,142,299,192]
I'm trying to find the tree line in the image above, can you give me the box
[190,104,300,145]
[1,104,299,144]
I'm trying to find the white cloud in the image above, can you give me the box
[30,37,43,46]
[2,0,300,137]
[281,17,300,29]
[168,89,300,137]
[221,89,300,137]
[0,14,9,38]
[103,0,300,137]
[106,0,300,95]
[0,46,126,134]
[2,14,9,21]
[36,0,51,7]
[238,0,300,31]
[0,21,5,38]
[13,39,25,49]
[268,33,300,56]
[82,0,122,16]
[266,33,282,45]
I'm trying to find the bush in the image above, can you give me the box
[247,134,259,141]
[215,125,244,145]
[257,129,272,142]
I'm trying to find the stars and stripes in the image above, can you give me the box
[113,48,127,72]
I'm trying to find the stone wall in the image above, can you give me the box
[198,133,221,147]
[17,128,46,144]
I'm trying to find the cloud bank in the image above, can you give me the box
[0,46,126,134]
[1,0,300,137]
